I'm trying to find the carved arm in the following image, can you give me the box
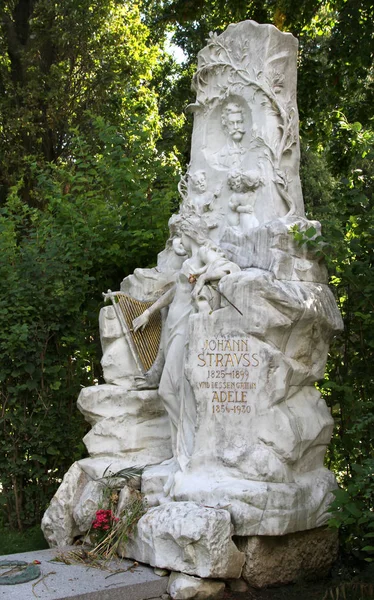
[132,285,176,332]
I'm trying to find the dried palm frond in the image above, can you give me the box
[97,465,144,485]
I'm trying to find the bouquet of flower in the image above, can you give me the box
[83,466,146,560]
[89,498,146,559]
[92,509,119,537]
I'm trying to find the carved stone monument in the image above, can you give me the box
[42,21,342,589]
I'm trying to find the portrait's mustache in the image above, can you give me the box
[230,129,245,135]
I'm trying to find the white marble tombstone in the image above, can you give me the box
[137,20,342,537]
[42,20,342,587]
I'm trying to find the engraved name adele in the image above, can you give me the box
[196,338,259,415]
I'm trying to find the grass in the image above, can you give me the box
[0,525,49,556]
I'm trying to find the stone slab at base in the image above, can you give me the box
[0,547,168,600]
[235,527,339,588]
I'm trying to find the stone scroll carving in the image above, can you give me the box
[42,21,342,575]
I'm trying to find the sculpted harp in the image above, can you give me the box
[103,290,162,374]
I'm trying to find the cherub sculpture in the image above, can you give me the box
[227,169,263,231]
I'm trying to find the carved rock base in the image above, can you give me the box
[119,502,245,579]
[78,384,172,465]
[236,527,339,588]
[42,459,142,546]
[41,462,90,546]
[171,468,337,536]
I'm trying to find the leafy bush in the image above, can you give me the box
[0,0,181,531]
[0,118,179,530]
[329,460,374,562]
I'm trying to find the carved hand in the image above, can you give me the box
[132,309,150,332]
[192,275,206,299]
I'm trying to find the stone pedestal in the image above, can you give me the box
[236,527,339,588]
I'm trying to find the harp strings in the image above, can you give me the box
[116,294,161,373]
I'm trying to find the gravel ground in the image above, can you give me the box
[224,565,374,600]
[224,580,331,600]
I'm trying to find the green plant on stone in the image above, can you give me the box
[289,223,327,256]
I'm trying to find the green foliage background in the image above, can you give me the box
[0,0,180,530]
[0,0,372,564]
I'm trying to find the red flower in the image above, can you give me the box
[92,508,118,532]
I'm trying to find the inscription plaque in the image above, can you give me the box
[196,337,260,415]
